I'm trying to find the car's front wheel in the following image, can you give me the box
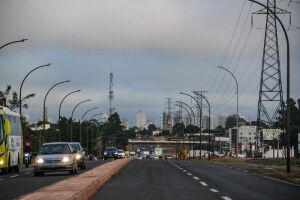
[69,164,78,175]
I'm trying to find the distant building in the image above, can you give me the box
[202,115,227,130]
[136,110,146,129]
[122,118,130,130]
[229,126,256,152]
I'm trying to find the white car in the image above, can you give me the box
[117,149,125,158]
[34,142,78,176]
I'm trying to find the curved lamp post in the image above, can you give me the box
[58,89,81,141]
[41,80,70,148]
[80,107,98,144]
[19,63,52,117]
[248,0,291,173]
[217,65,238,128]
[180,92,203,159]
[0,39,27,50]
[176,100,196,125]
[217,65,239,158]
[70,99,91,142]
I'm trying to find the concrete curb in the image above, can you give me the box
[17,158,132,200]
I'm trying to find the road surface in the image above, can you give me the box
[0,160,107,200]
[92,159,300,200]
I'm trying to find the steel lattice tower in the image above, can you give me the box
[108,72,114,116]
[253,0,289,143]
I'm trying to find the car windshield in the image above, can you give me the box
[118,150,124,153]
[70,143,81,151]
[106,147,116,152]
[0,116,4,143]
[39,144,71,155]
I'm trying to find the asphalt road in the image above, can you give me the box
[0,160,107,200]
[92,159,300,200]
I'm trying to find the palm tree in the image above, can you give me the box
[0,85,35,111]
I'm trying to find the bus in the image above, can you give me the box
[0,106,23,173]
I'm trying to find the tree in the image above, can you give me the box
[172,123,185,137]
[148,124,157,134]
[225,115,247,129]
[0,85,35,111]
[185,125,199,134]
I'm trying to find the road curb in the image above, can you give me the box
[17,158,132,200]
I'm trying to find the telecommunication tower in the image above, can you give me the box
[109,72,114,116]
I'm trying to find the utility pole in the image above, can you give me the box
[192,91,207,157]
[252,0,290,156]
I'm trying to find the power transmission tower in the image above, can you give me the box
[108,72,114,116]
[252,0,290,149]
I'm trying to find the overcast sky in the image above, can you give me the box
[0,0,299,126]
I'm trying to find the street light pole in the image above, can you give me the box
[180,92,203,159]
[0,39,27,50]
[70,99,91,142]
[58,89,81,141]
[217,65,239,157]
[176,101,196,125]
[80,107,98,144]
[41,80,70,148]
[248,0,291,173]
[19,63,52,118]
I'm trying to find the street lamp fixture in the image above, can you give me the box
[80,107,99,144]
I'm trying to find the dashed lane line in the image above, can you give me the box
[209,189,219,193]
[193,176,200,180]
[200,181,208,187]
[187,173,192,176]
[182,170,187,172]
[221,196,232,200]
[10,175,19,178]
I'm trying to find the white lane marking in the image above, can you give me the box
[260,175,300,187]
[221,196,232,200]
[193,176,200,180]
[25,172,32,175]
[187,173,192,176]
[10,175,19,178]
[0,179,3,181]
[200,181,208,186]
[209,189,219,193]
[179,167,183,170]
[182,170,187,172]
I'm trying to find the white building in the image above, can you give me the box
[229,126,256,152]
[136,110,146,129]
[122,118,130,130]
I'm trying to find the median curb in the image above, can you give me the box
[17,158,132,200]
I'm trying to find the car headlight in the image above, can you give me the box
[104,152,107,155]
[76,154,82,160]
[0,159,4,165]
[62,157,70,163]
[36,158,44,164]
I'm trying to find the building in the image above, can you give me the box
[162,112,172,132]
[136,110,146,129]
[229,126,256,153]
[121,118,130,130]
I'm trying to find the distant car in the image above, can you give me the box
[69,142,86,169]
[103,147,118,160]
[117,149,125,159]
[34,142,78,176]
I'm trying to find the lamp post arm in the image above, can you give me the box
[0,39,27,50]
[81,107,98,122]
[175,103,192,125]
[59,90,81,120]
[19,63,51,116]
[177,100,196,125]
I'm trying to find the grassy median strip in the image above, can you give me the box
[198,158,300,185]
